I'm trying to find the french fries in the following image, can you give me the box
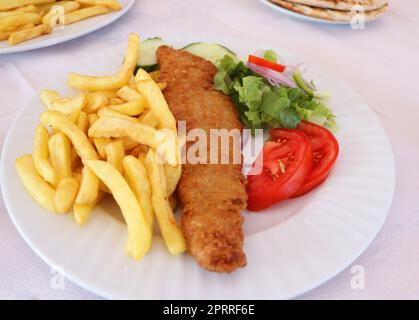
[76,165,99,204]
[0,0,55,11]
[136,79,177,131]
[108,98,147,116]
[73,190,103,225]
[139,110,159,128]
[117,85,142,101]
[84,91,110,114]
[97,107,139,122]
[51,94,86,114]
[75,0,121,10]
[55,177,79,213]
[123,156,153,227]
[88,116,161,149]
[40,110,98,161]
[40,89,60,109]
[8,22,51,45]
[0,23,35,41]
[63,5,110,25]
[77,111,88,133]
[144,150,186,255]
[105,140,124,173]
[85,160,152,260]
[0,0,121,46]
[0,5,37,15]
[48,131,72,184]
[42,1,80,26]
[0,12,41,32]
[68,33,139,91]
[15,34,185,262]
[33,124,56,185]
[15,154,56,213]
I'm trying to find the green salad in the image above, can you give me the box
[213,54,337,132]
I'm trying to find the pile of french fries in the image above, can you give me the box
[0,0,121,46]
[15,33,186,261]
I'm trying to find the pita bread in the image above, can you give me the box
[270,0,388,21]
[279,0,387,12]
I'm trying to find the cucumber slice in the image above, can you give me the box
[182,42,238,64]
[137,37,170,69]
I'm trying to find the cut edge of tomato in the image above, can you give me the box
[246,129,313,212]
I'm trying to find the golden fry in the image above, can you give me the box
[88,116,160,149]
[144,149,186,255]
[138,110,158,128]
[55,177,79,214]
[108,98,147,116]
[0,23,34,41]
[117,85,142,101]
[68,33,139,91]
[40,111,98,161]
[48,132,72,184]
[123,155,153,227]
[64,5,111,25]
[15,154,56,213]
[77,111,88,133]
[75,0,121,10]
[76,166,99,204]
[33,124,56,185]
[40,89,60,109]
[97,107,139,122]
[108,97,125,105]
[85,160,152,260]
[93,137,111,159]
[42,1,80,26]
[105,139,124,173]
[51,94,86,114]
[0,0,55,11]
[8,24,52,46]
[73,190,104,225]
[84,91,110,114]
[136,78,176,131]
[0,12,41,32]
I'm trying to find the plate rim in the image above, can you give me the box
[0,39,396,300]
[257,0,383,25]
[0,0,135,55]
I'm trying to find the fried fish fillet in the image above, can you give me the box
[156,46,247,273]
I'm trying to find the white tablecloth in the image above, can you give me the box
[1,0,418,300]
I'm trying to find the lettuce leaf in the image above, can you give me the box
[213,55,337,131]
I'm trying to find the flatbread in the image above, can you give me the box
[279,0,387,12]
[270,0,388,21]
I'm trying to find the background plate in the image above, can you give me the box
[258,0,372,25]
[0,37,395,299]
[0,0,135,55]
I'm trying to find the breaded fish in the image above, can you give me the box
[156,46,247,273]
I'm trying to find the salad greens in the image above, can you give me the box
[214,54,337,132]
[263,49,278,63]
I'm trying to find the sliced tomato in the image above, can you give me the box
[247,129,313,211]
[287,121,339,197]
[248,55,286,73]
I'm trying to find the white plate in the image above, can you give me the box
[0,0,135,55]
[258,0,367,25]
[0,37,395,299]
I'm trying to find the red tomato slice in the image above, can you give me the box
[247,129,313,211]
[248,55,286,73]
[285,121,339,197]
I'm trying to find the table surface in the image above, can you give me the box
[1,0,418,300]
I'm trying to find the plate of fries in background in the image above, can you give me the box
[0,0,135,54]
